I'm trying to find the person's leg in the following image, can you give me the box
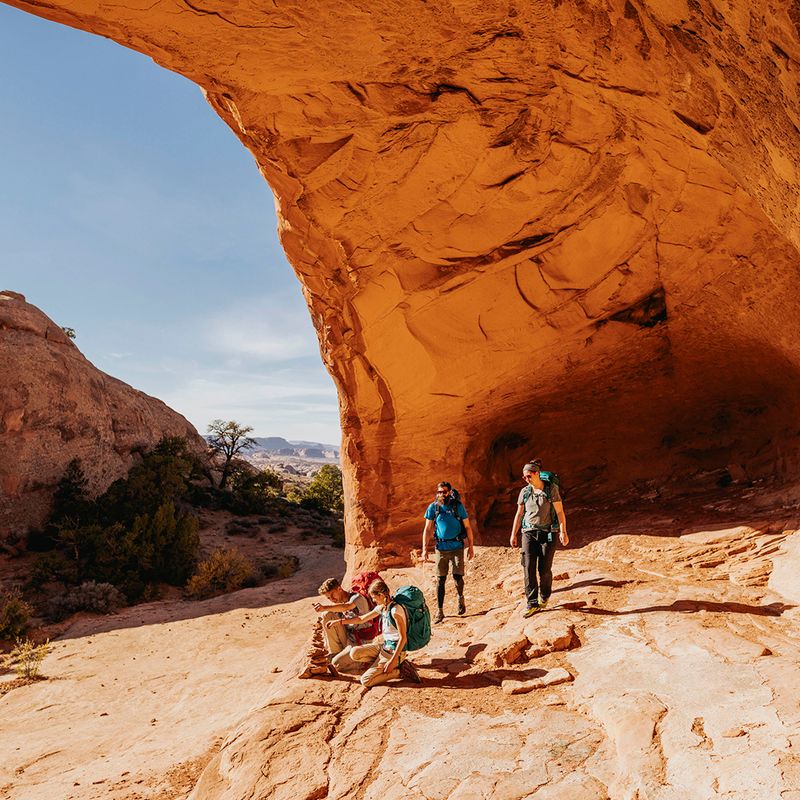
[360,648,402,688]
[434,550,448,622]
[452,549,466,614]
[332,641,381,672]
[537,537,559,604]
[521,531,540,609]
[321,612,348,656]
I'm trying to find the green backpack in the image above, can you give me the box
[390,586,432,651]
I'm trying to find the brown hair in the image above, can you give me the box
[367,578,390,599]
[318,577,341,595]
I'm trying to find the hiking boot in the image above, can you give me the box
[523,603,541,618]
[434,608,445,624]
[539,598,549,611]
[399,660,423,684]
[326,660,340,678]
[457,596,466,616]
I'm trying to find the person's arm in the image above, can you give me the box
[313,598,357,614]
[510,505,524,547]
[554,501,568,546]
[421,518,435,562]
[325,606,379,628]
[383,605,408,673]
[462,518,475,560]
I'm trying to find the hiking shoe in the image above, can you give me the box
[523,604,541,618]
[539,598,549,611]
[434,608,445,624]
[457,597,466,616]
[326,660,340,678]
[399,660,423,684]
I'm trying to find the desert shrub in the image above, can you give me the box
[47,581,125,621]
[277,556,300,579]
[227,466,284,515]
[268,523,288,534]
[330,520,345,549]
[0,590,32,639]
[186,548,256,600]
[26,552,78,589]
[37,439,202,602]
[11,638,51,679]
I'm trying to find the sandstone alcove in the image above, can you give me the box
[5,0,800,567]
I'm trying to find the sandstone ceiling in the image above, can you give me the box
[5,0,800,565]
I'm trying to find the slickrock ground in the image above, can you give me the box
[0,291,204,535]
[191,516,800,800]
[5,0,800,564]
[4,499,797,799]
[0,532,346,800]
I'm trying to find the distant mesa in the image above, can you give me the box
[207,435,340,462]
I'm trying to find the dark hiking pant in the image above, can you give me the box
[521,529,558,607]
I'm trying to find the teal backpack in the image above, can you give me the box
[390,586,432,651]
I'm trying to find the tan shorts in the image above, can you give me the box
[435,548,465,577]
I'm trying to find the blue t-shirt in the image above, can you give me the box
[425,500,468,551]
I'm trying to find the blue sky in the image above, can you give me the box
[0,5,341,445]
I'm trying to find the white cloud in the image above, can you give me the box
[205,293,321,362]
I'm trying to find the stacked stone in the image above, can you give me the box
[296,620,330,679]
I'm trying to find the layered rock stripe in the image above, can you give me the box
[3,1,800,564]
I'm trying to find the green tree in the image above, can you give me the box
[207,420,256,489]
[304,464,344,514]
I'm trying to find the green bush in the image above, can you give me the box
[302,465,344,514]
[227,465,284,515]
[0,590,32,639]
[34,438,202,602]
[186,548,256,600]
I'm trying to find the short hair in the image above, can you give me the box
[368,578,390,598]
[437,481,452,490]
[318,577,341,595]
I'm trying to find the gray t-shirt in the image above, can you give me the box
[346,593,372,629]
[517,483,562,531]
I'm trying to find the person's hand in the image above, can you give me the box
[325,618,340,629]
[313,602,323,612]
[510,532,518,548]
[383,655,398,674]
[559,531,569,547]
[421,550,429,563]
[467,546,475,561]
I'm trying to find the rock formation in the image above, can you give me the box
[4,0,800,566]
[0,291,204,534]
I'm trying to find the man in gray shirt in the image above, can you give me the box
[510,460,569,617]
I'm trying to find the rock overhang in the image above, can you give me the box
[4,0,800,565]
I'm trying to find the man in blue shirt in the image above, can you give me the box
[422,481,475,624]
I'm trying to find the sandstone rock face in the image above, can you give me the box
[0,291,204,533]
[5,0,800,563]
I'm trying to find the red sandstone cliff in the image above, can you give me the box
[3,0,800,568]
[0,291,204,534]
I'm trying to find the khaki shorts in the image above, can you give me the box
[435,548,465,577]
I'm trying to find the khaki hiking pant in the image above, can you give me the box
[321,612,350,656]
[332,641,405,688]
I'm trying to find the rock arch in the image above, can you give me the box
[6,0,800,565]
